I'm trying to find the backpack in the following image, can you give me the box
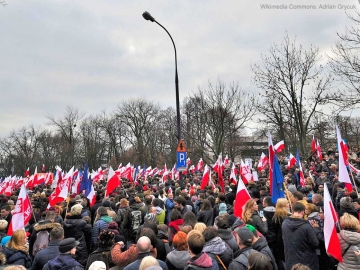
[117,208,127,227]
[130,210,142,235]
[234,248,255,268]
[32,230,50,256]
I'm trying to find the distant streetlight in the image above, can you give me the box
[142,11,181,141]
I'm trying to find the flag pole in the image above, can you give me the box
[349,170,360,197]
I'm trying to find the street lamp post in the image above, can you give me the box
[142,11,181,141]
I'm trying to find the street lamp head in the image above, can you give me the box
[142,11,155,22]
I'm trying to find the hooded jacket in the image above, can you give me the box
[185,252,219,270]
[203,237,233,270]
[2,247,32,268]
[91,215,113,248]
[228,246,255,270]
[30,240,61,270]
[166,250,191,270]
[217,228,239,252]
[337,229,360,270]
[42,253,84,270]
[282,216,319,270]
[64,214,92,265]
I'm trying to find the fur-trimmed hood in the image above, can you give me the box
[33,220,61,232]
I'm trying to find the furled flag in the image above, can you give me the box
[213,154,224,191]
[271,155,285,204]
[274,140,285,153]
[257,153,269,171]
[298,160,306,187]
[312,134,317,152]
[105,166,121,197]
[71,170,81,194]
[223,155,230,168]
[229,163,237,185]
[79,163,90,193]
[24,167,30,177]
[42,164,46,172]
[268,132,275,195]
[7,184,32,236]
[323,183,343,262]
[161,164,169,183]
[240,159,252,185]
[336,126,352,191]
[196,158,204,171]
[233,176,251,218]
[316,140,323,160]
[296,149,301,166]
[200,165,211,190]
[48,167,74,207]
[188,165,195,174]
[187,158,192,167]
[287,153,297,169]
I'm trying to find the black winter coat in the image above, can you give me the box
[29,240,61,270]
[197,209,214,226]
[43,253,84,270]
[282,216,319,270]
[246,212,268,236]
[63,214,92,265]
[252,236,278,270]
[2,247,32,268]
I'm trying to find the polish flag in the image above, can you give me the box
[312,134,317,152]
[188,165,195,174]
[187,158,192,167]
[274,140,285,153]
[240,159,252,185]
[336,126,352,191]
[323,183,343,262]
[7,184,32,236]
[42,164,46,172]
[24,167,30,177]
[233,177,251,218]
[257,153,269,171]
[298,161,306,187]
[223,155,230,168]
[44,172,53,186]
[105,166,120,197]
[287,154,297,169]
[200,165,211,190]
[229,164,237,185]
[213,154,224,191]
[48,167,74,207]
[316,140,323,160]
[196,158,204,171]
[87,183,96,207]
[171,164,177,180]
[71,170,81,194]
[161,164,169,183]
[349,163,359,174]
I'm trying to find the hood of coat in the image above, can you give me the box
[252,236,268,251]
[188,252,214,268]
[167,250,191,268]
[33,220,61,232]
[283,216,308,232]
[203,237,226,254]
[339,230,360,245]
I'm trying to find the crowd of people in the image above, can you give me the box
[0,150,359,270]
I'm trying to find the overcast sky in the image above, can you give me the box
[0,0,358,137]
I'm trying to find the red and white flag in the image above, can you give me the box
[229,163,237,185]
[105,166,121,197]
[298,161,306,187]
[71,170,81,194]
[274,140,285,153]
[257,152,269,171]
[316,140,323,160]
[213,154,224,191]
[287,153,297,169]
[24,167,30,177]
[196,158,204,171]
[233,177,251,218]
[312,134,317,152]
[240,159,252,185]
[200,165,211,190]
[161,164,169,183]
[7,184,32,235]
[336,126,352,191]
[323,183,343,262]
[48,167,74,207]
[42,164,46,172]
[223,155,230,168]
[349,163,359,174]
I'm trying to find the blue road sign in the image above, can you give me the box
[177,151,187,171]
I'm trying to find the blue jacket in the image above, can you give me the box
[3,247,32,268]
[91,216,112,248]
[43,253,84,270]
[165,199,174,224]
[29,240,61,270]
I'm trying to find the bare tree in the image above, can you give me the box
[252,33,335,154]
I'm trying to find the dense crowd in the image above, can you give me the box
[0,150,360,270]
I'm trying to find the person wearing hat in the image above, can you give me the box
[102,200,118,221]
[338,196,358,220]
[64,204,92,266]
[228,227,256,270]
[43,238,84,270]
[92,207,113,250]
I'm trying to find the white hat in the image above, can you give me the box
[89,261,106,270]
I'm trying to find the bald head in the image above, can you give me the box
[137,236,151,253]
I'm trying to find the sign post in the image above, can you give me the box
[176,140,187,188]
